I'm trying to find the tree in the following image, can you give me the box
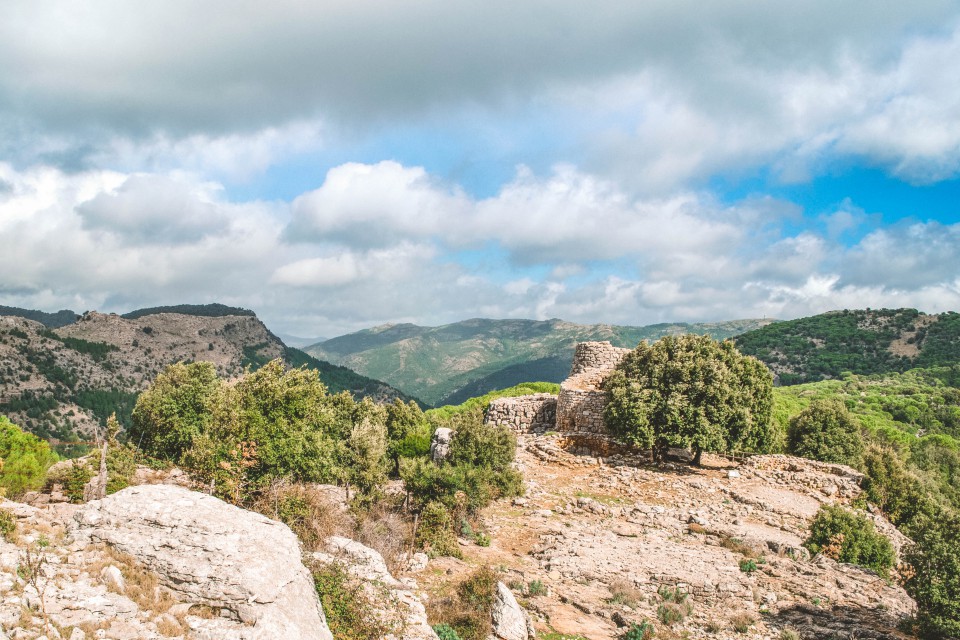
[788,399,864,466]
[0,415,57,496]
[603,335,774,464]
[129,361,221,462]
[804,504,895,577]
[903,513,960,639]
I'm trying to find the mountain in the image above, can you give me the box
[306,317,773,406]
[0,305,79,328]
[0,309,414,448]
[734,308,960,385]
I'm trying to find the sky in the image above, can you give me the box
[1,1,959,338]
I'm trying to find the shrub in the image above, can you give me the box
[312,562,392,640]
[528,579,547,596]
[0,415,57,496]
[252,481,349,552]
[0,509,15,541]
[731,613,754,633]
[804,504,895,576]
[416,501,462,559]
[427,565,499,640]
[604,335,774,464]
[621,621,655,640]
[902,513,960,639]
[739,558,758,573]
[788,399,864,466]
[433,624,462,640]
[656,585,691,626]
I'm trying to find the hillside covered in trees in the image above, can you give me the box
[735,309,960,385]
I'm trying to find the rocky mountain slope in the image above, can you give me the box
[735,308,960,385]
[307,317,773,406]
[0,434,915,639]
[0,309,412,445]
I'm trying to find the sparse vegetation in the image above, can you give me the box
[427,565,499,640]
[312,561,394,640]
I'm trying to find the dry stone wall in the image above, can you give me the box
[484,342,630,435]
[485,394,557,434]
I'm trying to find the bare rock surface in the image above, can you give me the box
[417,436,916,640]
[71,484,332,640]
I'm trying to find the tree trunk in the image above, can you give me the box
[692,445,703,467]
[97,440,108,500]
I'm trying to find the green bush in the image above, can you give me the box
[804,504,895,577]
[433,624,462,640]
[739,558,758,573]
[416,501,462,559]
[903,514,960,639]
[312,562,392,640]
[604,335,774,463]
[0,415,57,496]
[621,622,655,640]
[0,509,16,541]
[788,399,864,466]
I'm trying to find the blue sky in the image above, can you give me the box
[0,1,959,337]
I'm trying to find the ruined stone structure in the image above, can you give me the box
[484,341,629,435]
[485,394,558,434]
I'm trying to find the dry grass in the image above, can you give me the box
[731,612,755,633]
[606,577,644,608]
[720,535,763,559]
[355,504,413,574]
[252,481,354,551]
[85,545,178,615]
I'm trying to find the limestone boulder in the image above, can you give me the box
[431,427,454,462]
[490,581,535,640]
[71,484,332,640]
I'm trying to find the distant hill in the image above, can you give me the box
[0,309,415,449]
[121,303,257,320]
[734,308,960,385]
[0,306,78,328]
[307,317,773,406]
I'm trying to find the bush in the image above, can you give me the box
[0,415,57,496]
[621,621,655,640]
[416,501,462,559]
[903,513,960,639]
[427,565,499,640]
[788,399,864,466]
[312,562,393,640]
[739,558,758,573]
[433,624,462,640]
[804,504,895,577]
[0,509,15,541]
[604,335,774,463]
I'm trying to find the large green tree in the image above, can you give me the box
[0,415,57,496]
[788,399,865,466]
[603,335,774,464]
[904,513,960,639]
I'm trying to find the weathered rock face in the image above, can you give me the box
[72,484,333,640]
[313,536,438,640]
[491,581,535,640]
[431,427,454,462]
[485,394,557,434]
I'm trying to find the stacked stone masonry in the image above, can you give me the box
[485,394,557,434]
[484,341,630,435]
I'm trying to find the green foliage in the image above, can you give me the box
[121,303,257,320]
[527,579,547,596]
[739,558,758,573]
[73,389,139,429]
[804,504,895,577]
[0,415,57,496]
[450,565,499,640]
[604,335,774,462]
[621,622,655,640]
[735,308,929,384]
[312,562,392,640]
[788,399,864,465]
[62,461,93,503]
[130,362,220,462]
[433,624,462,640]
[386,399,432,467]
[861,445,939,533]
[40,331,119,361]
[446,407,517,470]
[903,513,960,639]
[415,501,462,559]
[0,509,16,541]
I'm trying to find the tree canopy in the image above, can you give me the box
[788,398,865,466]
[603,334,774,463]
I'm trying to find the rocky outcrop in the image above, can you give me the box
[491,581,536,640]
[431,427,454,462]
[313,536,438,640]
[72,484,332,640]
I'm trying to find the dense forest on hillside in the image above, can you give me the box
[736,309,960,384]
[121,303,257,320]
[0,306,78,328]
